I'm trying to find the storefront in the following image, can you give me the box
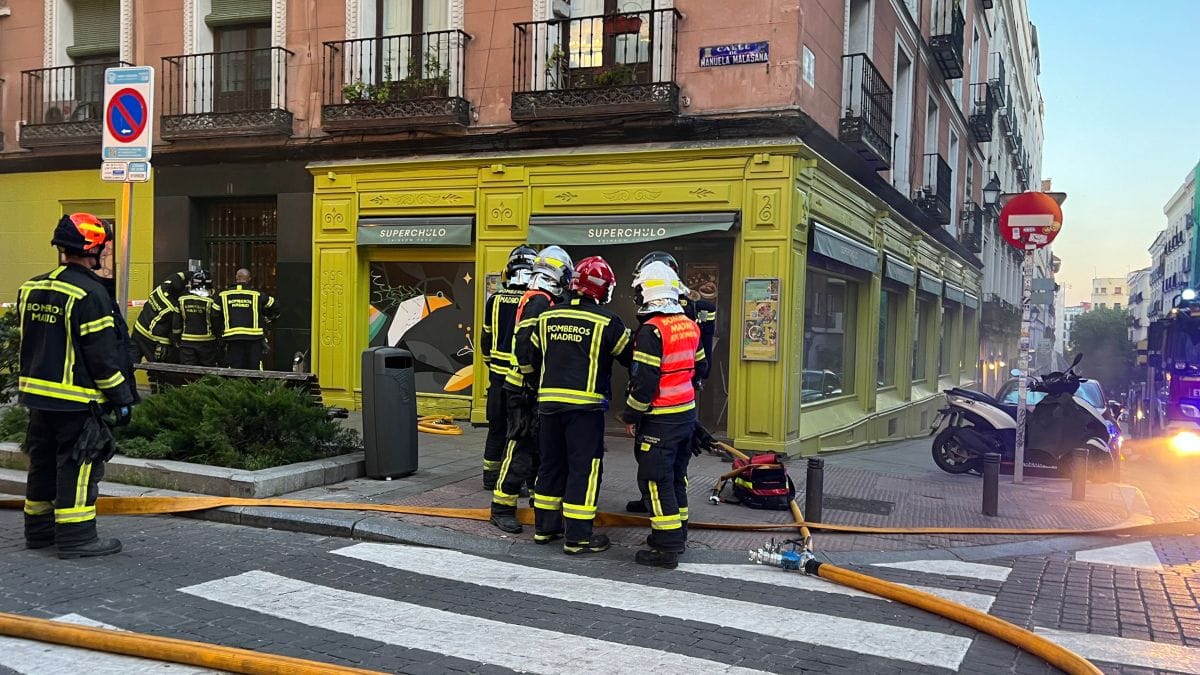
[309,139,982,455]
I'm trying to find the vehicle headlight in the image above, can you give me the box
[1182,404,1200,418]
[1170,431,1200,456]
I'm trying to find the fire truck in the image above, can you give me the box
[1142,288,1200,453]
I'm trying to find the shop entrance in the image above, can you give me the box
[562,236,734,435]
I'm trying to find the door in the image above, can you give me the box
[213,24,272,113]
[892,46,914,194]
[203,198,278,297]
[377,0,450,86]
[563,0,653,87]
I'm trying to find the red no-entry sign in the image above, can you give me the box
[999,191,1064,251]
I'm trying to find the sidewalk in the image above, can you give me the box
[230,419,1154,558]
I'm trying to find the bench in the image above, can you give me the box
[133,362,350,419]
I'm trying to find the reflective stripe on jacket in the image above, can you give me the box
[481,287,525,376]
[519,296,632,413]
[623,312,705,421]
[217,284,277,340]
[174,294,221,343]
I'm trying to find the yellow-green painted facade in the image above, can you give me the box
[309,139,980,456]
[0,169,155,317]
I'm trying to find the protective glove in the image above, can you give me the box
[691,423,717,457]
[113,405,133,427]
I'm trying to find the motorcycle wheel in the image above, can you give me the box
[1062,449,1115,483]
[932,428,979,474]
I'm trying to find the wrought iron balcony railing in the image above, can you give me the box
[322,30,469,131]
[161,46,293,139]
[916,153,953,225]
[1000,86,1017,135]
[839,53,893,171]
[959,201,983,254]
[968,82,994,143]
[512,8,680,121]
[987,52,1005,108]
[929,0,965,80]
[19,60,131,148]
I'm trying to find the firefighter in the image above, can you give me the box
[480,245,537,490]
[216,268,278,370]
[623,261,706,569]
[625,250,716,514]
[172,270,222,367]
[521,256,632,554]
[128,270,187,364]
[18,213,138,559]
[491,245,573,534]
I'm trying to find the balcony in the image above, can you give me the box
[915,153,953,225]
[959,201,983,253]
[161,47,293,140]
[999,86,1016,134]
[987,52,1005,108]
[19,60,131,148]
[929,0,966,80]
[968,82,993,142]
[322,30,470,132]
[1016,149,1030,187]
[839,53,893,171]
[511,8,680,121]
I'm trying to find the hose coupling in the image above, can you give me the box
[748,542,815,572]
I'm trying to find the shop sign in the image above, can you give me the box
[528,212,737,246]
[741,277,781,362]
[811,223,878,274]
[699,41,769,68]
[357,217,473,246]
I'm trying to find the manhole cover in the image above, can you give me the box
[822,494,895,516]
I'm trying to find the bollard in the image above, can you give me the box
[1071,447,1088,501]
[804,457,824,525]
[982,453,1000,517]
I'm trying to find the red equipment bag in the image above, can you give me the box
[711,452,796,510]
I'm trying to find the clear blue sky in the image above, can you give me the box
[1027,0,1200,304]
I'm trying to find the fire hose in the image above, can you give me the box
[417,414,463,435]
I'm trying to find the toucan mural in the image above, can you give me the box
[368,262,475,397]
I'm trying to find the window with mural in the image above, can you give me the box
[877,287,901,388]
[939,299,960,377]
[368,261,475,398]
[803,265,858,403]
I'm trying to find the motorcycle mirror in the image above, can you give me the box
[1071,353,1083,367]
[1010,368,1022,378]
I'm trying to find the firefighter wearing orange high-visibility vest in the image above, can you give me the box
[622,261,707,569]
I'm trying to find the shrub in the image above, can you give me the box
[117,376,360,471]
[0,405,28,445]
[0,309,18,407]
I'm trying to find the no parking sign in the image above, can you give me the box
[102,66,153,162]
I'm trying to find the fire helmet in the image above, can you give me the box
[530,245,574,297]
[52,213,111,256]
[570,256,617,304]
[634,250,679,276]
[632,260,684,315]
[505,245,537,289]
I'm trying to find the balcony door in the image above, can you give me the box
[377,0,449,84]
[563,0,653,87]
[213,24,272,113]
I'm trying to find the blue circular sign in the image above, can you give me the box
[105,88,147,143]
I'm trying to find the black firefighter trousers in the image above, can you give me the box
[24,409,105,548]
[634,410,696,553]
[534,409,605,544]
[225,338,264,370]
[483,373,508,478]
[179,340,220,367]
[491,386,540,517]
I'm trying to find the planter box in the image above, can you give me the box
[0,442,363,498]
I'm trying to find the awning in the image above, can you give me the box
[918,271,943,296]
[963,292,979,309]
[527,212,737,246]
[357,216,474,246]
[883,254,916,286]
[944,283,965,304]
[811,222,878,274]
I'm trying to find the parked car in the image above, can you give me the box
[801,369,843,403]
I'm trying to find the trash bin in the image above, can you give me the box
[361,347,418,479]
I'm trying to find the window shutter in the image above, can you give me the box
[67,0,120,59]
[206,0,272,28]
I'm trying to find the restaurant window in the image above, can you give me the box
[803,265,859,403]
[939,298,960,377]
[877,287,901,388]
[913,296,934,383]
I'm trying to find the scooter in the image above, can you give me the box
[929,354,1116,480]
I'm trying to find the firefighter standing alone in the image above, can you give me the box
[172,270,222,367]
[17,213,138,558]
[216,268,278,370]
[623,261,707,569]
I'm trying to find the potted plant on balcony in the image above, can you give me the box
[590,62,640,87]
[544,43,571,89]
[386,50,451,101]
[603,13,643,37]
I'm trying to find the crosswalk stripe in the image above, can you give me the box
[871,559,1012,581]
[0,614,218,674]
[676,563,996,612]
[1074,542,1164,571]
[332,542,974,670]
[1035,628,1200,674]
[181,571,768,675]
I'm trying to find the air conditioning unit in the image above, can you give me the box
[552,0,570,18]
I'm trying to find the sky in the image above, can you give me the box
[1026,0,1200,305]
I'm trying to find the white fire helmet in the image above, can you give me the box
[632,261,684,315]
[529,245,574,296]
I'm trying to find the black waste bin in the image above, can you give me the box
[361,347,418,478]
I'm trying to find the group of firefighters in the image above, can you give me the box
[129,265,278,370]
[480,245,716,569]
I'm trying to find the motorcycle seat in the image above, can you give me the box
[947,387,999,406]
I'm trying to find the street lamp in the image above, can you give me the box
[983,174,1002,208]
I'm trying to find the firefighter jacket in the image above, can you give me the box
[504,289,554,391]
[172,293,222,344]
[216,283,278,341]
[133,271,186,345]
[480,286,525,376]
[679,296,717,381]
[17,264,137,412]
[622,312,706,424]
[518,296,633,414]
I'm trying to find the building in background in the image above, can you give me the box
[1061,302,1091,354]
[1091,276,1126,311]
[1126,267,1151,345]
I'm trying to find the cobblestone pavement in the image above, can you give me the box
[0,510,1199,673]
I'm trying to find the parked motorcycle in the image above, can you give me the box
[930,354,1117,480]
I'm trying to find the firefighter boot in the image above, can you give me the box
[563,533,610,555]
[58,537,122,560]
[635,548,679,569]
[489,512,523,534]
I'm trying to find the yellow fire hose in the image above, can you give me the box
[417,414,463,435]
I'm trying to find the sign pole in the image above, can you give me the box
[1013,246,1034,483]
[117,181,134,319]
